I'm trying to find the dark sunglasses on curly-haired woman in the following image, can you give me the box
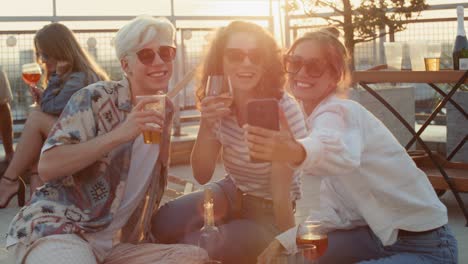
[283,54,327,78]
[136,46,176,66]
[224,48,263,66]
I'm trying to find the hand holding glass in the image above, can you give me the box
[22,63,42,107]
[205,75,233,139]
[135,95,166,144]
[205,75,233,107]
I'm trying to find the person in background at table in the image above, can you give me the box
[0,23,108,209]
[249,30,457,264]
[6,15,208,264]
[0,68,14,164]
[152,20,308,264]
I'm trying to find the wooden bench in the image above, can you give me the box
[410,151,468,193]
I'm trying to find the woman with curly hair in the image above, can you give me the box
[152,21,308,264]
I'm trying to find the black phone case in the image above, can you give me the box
[247,98,279,163]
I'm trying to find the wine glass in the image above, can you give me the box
[205,75,233,140]
[296,218,328,261]
[22,63,42,107]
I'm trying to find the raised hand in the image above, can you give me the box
[199,95,231,128]
[244,110,305,164]
[113,97,165,143]
[29,85,43,104]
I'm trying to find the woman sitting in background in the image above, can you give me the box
[247,30,457,264]
[0,22,108,209]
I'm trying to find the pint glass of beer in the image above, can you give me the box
[296,218,328,260]
[136,94,166,144]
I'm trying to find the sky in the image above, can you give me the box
[0,0,273,31]
[1,0,461,14]
[0,0,463,33]
[0,0,463,20]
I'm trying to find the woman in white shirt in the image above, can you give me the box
[246,30,457,264]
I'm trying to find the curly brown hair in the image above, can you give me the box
[195,21,285,109]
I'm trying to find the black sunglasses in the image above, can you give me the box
[136,46,176,65]
[283,54,327,78]
[224,48,263,65]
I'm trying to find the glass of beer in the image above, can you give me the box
[205,75,233,139]
[296,218,328,261]
[424,57,440,71]
[136,94,166,144]
[424,42,441,71]
[22,62,42,107]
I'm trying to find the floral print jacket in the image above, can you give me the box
[7,78,173,248]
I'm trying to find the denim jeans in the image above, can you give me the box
[152,177,280,264]
[311,225,457,264]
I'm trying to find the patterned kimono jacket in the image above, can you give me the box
[7,78,173,249]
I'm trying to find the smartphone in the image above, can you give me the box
[246,98,279,163]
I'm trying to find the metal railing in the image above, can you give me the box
[0,3,467,129]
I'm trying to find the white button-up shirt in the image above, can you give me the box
[277,95,447,254]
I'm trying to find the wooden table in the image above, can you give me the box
[353,70,468,225]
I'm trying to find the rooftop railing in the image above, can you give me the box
[0,3,466,129]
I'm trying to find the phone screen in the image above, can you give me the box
[246,98,279,163]
[247,98,279,130]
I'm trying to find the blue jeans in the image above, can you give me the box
[152,177,280,264]
[310,225,457,264]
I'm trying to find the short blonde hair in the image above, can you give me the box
[114,15,176,60]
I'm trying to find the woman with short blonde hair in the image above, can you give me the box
[6,16,207,264]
